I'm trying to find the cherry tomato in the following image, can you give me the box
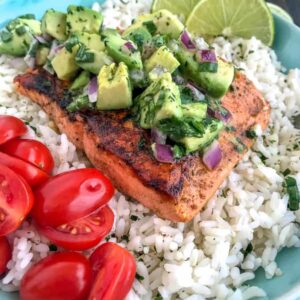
[0,152,49,187]
[0,237,12,275]
[20,252,92,300]
[0,139,54,174]
[32,169,114,228]
[35,206,114,251]
[0,115,27,145]
[0,164,34,236]
[88,242,136,300]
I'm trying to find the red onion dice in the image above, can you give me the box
[186,82,205,101]
[180,30,196,50]
[151,128,167,145]
[88,77,98,103]
[152,143,174,163]
[207,107,232,123]
[197,49,217,63]
[202,141,222,170]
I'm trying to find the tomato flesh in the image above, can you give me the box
[0,164,34,236]
[0,139,54,174]
[33,168,114,228]
[0,152,49,187]
[0,236,12,275]
[0,115,27,145]
[88,242,136,300]
[20,252,92,300]
[36,206,114,250]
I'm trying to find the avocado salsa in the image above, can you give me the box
[0,5,235,166]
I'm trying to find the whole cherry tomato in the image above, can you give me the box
[89,242,136,300]
[0,115,27,145]
[0,139,54,174]
[0,164,34,236]
[0,152,49,187]
[20,252,92,300]
[0,236,12,275]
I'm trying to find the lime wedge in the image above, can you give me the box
[186,0,275,46]
[267,3,294,23]
[152,0,199,21]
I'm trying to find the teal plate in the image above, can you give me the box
[1,1,300,299]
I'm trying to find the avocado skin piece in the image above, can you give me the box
[66,5,103,35]
[0,27,33,56]
[75,46,113,75]
[133,73,182,129]
[70,70,90,90]
[181,102,207,120]
[122,26,152,51]
[74,32,105,52]
[144,45,180,74]
[103,32,143,71]
[97,62,132,110]
[52,45,80,81]
[175,46,234,98]
[123,10,184,39]
[41,9,67,41]
[180,118,224,153]
[36,45,50,66]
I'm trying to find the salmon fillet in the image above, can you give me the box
[14,69,270,222]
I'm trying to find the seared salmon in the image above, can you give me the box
[14,69,270,222]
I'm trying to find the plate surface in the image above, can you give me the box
[0,1,300,299]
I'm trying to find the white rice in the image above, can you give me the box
[1,1,300,299]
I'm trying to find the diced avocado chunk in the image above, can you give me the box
[75,32,105,52]
[70,70,90,90]
[144,45,180,74]
[133,73,182,129]
[103,32,143,70]
[36,45,50,66]
[41,9,67,41]
[198,59,234,98]
[75,45,113,75]
[180,118,223,153]
[181,102,207,119]
[122,26,152,51]
[123,10,184,39]
[148,67,171,82]
[66,5,103,35]
[0,27,33,56]
[52,45,80,80]
[6,18,41,35]
[175,46,234,98]
[122,14,153,37]
[97,62,132,110]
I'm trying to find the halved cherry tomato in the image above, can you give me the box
[35,206,114,251]
[20,252,92,300]
[0,152,49,187]
[0,164,34,236]
[0,139,54,174]
[32,169,114,228]
[88,242,136,300]
[0,236,12,275]
[0,115,27,145]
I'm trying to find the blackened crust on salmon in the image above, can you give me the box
[14,68,271,222]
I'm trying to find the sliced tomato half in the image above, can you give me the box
[0,152,49,187]
[36,206,114,251]
[33,168,114,228]
[0,164,34,236]
[0,115,27,145]
[0,139,54,174]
